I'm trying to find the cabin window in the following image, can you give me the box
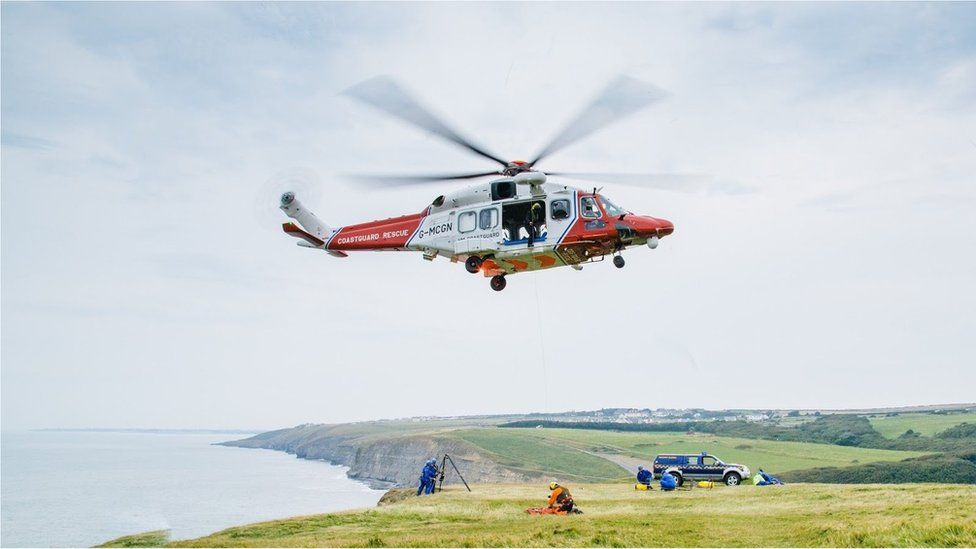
[551,199,570,220]
[479,208,498,230]
[581,196,602,218]
[458,211,477,233]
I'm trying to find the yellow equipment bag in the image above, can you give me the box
[635,483,650,491]
[697,481,714,489]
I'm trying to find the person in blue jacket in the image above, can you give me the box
[425,459,440,494]
[660,471,677,491]
[636,465,653,487]
[417,458,439,496]
[754,469,784,486]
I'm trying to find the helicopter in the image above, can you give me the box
[280,75,676,291]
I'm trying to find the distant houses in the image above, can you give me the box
[397,407,863,426]
[532,407,780,425]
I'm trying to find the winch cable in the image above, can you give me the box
[532,273,552,477]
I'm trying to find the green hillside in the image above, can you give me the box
[450,427,926,476]
[451,429,631,482]
[868,412,976,439]
[105,484,976,548]
[223,412,973,490]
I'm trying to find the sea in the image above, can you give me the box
[0,430,385,547]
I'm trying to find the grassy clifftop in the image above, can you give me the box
[103,484,976,547]
[869,412,976,438]
[222,421,931,488]
[450,428,925,478]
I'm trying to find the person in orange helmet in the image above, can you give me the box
[546,481,575,514]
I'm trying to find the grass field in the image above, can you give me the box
[104,484,976,547]
[452,428,927,475]
[868,412,976,439]
[451,429,632,482]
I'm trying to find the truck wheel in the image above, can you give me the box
[465,256,482,274]
[724,472,741,486]
[490,275,507,292]
[671,473,683,487]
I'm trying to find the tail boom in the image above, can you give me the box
[325,211,427,252]
[279,191,429,254]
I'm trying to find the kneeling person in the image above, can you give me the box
[660,471,677,491]
[753,469,784,486]
[636,465,653,489]
[548,481,576,514]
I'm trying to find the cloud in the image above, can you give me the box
[1,132,57,151]
[2,3,975,429]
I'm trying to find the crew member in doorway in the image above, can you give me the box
[525,202,543,248]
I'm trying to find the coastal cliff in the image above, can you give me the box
[220,422,543,488]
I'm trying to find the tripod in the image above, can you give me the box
[436,453,471,492]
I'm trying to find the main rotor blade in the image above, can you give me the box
[343,76,509,168]
[547,172,752,194]
[530,76,668,167]
[348,170,501,188]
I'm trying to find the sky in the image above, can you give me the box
[2,2,975,430]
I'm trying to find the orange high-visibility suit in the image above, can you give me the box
[547,485,574,513]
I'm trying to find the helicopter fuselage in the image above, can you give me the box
[281,177,673,287]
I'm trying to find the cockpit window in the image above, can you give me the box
[598,196,626,217]
[580,196,602,218]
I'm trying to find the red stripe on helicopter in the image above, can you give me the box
[536,255,556,268]
[327,210,428,251]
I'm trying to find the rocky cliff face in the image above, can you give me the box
[220,424,542,488]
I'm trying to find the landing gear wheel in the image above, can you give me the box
[465,256,483,274]
[724,472,741,486]
[490,275,507,292]
[613,255,625,269]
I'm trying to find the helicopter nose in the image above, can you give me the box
[656,218,674,237]
[631,216,674,238]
